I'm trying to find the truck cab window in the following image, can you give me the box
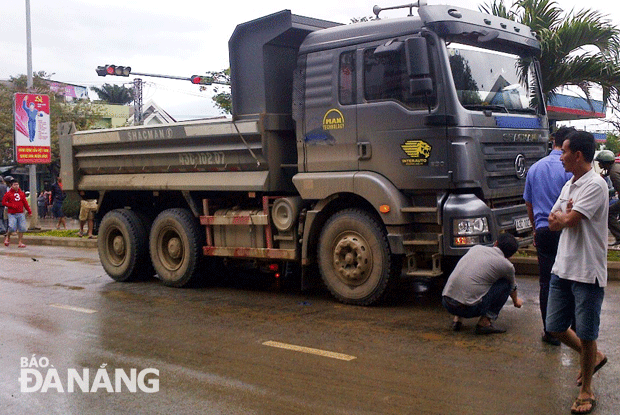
[339,51,356,105]
[363,47,436,110]
[448,44,542,114]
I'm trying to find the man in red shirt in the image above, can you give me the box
[2,177,32,248]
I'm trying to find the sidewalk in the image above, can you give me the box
[16,216,98,249]
[512,234,620,281]
[33,217,81,231]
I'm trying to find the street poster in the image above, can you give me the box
[14,93,51,164]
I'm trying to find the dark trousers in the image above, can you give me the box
[609,200,620,241]
[442,278,512,320]
[535,227,561,332]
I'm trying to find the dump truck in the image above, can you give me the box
[60,1,548,305]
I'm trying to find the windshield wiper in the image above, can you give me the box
[508,108,538,114]
[462,104,508,113]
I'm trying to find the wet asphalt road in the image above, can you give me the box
[1,244,619,415]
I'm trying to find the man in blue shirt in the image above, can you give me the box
[523,126,574,346]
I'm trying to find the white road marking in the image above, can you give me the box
[49,304,97,314]
[262,340,356,361]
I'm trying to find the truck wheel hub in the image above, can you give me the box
[167,237,182,259]
[333,235,371,284]
[112,235,125,256]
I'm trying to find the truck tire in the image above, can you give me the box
[149,208,202,288]
[318,209,398,305]
[98,209,150,282]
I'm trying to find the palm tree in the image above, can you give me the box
[90,83,134,105]
[480,0,620,111]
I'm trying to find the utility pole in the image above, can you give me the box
[25,0,39,229]
[133,78,143,125]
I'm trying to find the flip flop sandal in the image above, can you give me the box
[4,239,9,247]
[571,397,596,414]
[577,356,607,386]
[18,244,26,248]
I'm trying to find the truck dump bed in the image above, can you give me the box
[61,10,340,194]
[60,114,297,193]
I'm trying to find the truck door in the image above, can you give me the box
[302,50,358,172]
[356,40,449,191]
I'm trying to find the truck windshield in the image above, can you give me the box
[448,44,541,114]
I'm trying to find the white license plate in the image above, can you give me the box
[514,217,531,231]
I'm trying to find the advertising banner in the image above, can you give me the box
[14,93,51,164]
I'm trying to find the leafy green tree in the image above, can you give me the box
[604,133,620,155]
[480,0,620,111]
[196,69,231,114]
[0,71,102,176]
[90,83,134,105]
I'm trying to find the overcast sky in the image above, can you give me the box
[1,0,617,123]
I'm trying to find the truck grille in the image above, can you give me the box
[482,143,547,189]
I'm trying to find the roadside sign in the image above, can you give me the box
[14,93,51,164]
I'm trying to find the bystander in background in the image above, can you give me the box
[51,176,66,229]
[0,176,7,235]
[2,177,32,248]
[78,190,98,238]
[593,149,620,246]
[523,126,574,346]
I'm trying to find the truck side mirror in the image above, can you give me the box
[405,37,433,96]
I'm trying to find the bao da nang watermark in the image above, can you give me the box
[19,355,159,393]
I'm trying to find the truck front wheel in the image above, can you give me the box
[149,208,202,287]
[318,209,398,305]
[98,209,150,282]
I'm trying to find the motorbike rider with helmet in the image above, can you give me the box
[594,150,620,245]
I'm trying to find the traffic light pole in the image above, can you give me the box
[96,66,229,85]
[95,66,229,126]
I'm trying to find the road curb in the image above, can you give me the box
[21,235,98,249]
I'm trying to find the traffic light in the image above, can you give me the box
[190,75,211,85]
[96,66,108,76]
[96,65,131,77]
[114,66,131,76]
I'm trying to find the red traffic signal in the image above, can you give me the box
[96,65,131,77]
[190,75,211,85]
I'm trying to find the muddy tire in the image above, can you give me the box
[98,209,150,282]
[149,208,202,288]
[318,209,398,305]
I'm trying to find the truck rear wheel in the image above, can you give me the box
[98,209,150,282]
[149,208,202,287]
[318,209,398,305]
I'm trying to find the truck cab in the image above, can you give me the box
[290,4,547,283]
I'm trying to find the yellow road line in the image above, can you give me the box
[49,304,97,314]
[262,340,356,361]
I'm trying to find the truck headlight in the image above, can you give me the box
[454,217,489,235]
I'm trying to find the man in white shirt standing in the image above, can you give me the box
[548,130,608,415]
